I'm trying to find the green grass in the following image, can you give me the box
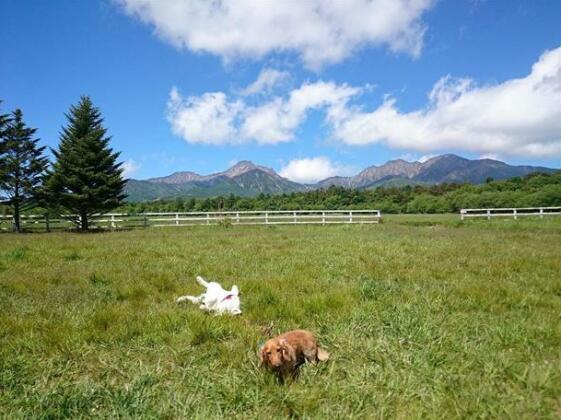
[1,216,561,418]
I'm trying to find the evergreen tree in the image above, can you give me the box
[0,109,49,232]
[0,101,10,134]
[44,96,126,231]
[0,101,11,202]
[0,101,11,154]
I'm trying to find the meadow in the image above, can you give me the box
[1,215,560,418]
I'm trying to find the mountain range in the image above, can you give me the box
[125,154,557,201]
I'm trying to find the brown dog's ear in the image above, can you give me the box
[258,346,266,367]
[279,339,296,362]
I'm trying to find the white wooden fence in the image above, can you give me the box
[460,207,561,220]
[0,209,381,232]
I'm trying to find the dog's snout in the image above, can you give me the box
[271,360,282,368]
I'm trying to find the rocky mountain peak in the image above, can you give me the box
[223,160,277,178]
[352,159,423,187]
[147,171,203,184]
[128,154,558,201]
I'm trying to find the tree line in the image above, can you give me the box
[118,171,561,214]
[0,97,125,232]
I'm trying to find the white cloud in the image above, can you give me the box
[398,153,435,162]
[479,153,500,160]
[332,46,561,158]
[279,157,353,183]
[167,46,561,157]
[167,87,242,145]
[240,68,289,96]
[167,82,359,145]
[122,159,140,178]
[418,154,436,163]
[117,0,434,69]
[242,81,360,143]
[397,153,417,162]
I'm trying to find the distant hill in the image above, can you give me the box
[125,161,306,201]
[318,154,556,188]
[125,155,557,201]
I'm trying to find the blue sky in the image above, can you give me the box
[1,0,561,182]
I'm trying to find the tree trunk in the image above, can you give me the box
[80,211,89,231]
[14,197,21,233]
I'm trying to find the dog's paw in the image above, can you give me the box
[317,348,330,362]
[196,276,209,287]
[177,295,199,304]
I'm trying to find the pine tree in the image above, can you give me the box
[0,101,11,155]
[0,109,49,232]
[0,101,12,205]
[0,101,10,134]
[44,96,126,231]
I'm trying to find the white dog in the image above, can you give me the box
[176,276,242,315]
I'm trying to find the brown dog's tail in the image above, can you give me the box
[317,348,330,361]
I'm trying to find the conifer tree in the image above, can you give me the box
[0,101,11,154]
[0,101,11,205]
[0,109,49,232]
[44,96,126,231]
[0,101,10,134]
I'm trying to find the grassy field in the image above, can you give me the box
[1,216,560,418]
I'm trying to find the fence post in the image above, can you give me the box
[513,209,517,220]
[175,213,179,226]
[293,211,297,224]
[265,211,269,225]
[349,211,353,223]
[540,208,544,219]
[236,212,240,224]
[111,214,116,230]
[487,209,491,221]
[461,210,465,221]
[322,211,325,225]
[45,214,50,232]
[206,213,210,225]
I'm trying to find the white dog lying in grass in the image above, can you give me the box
[176,276,242,315]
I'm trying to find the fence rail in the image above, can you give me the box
[0,210,381,232]
[460,207,561,220]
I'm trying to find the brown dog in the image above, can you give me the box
[258,329,329,382]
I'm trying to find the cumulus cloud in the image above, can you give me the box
[398,153,435,162]
[332,46,561,157]
[167,81,359,145]
[241,81,360,143]
[480,153,500,160]
[418,154,436,163]
[240,68,289,96]
[122,159,140,178]
[279,157,354,184]
[167,87,243,145]
[167,46,561,157]
[117,0,434,69]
